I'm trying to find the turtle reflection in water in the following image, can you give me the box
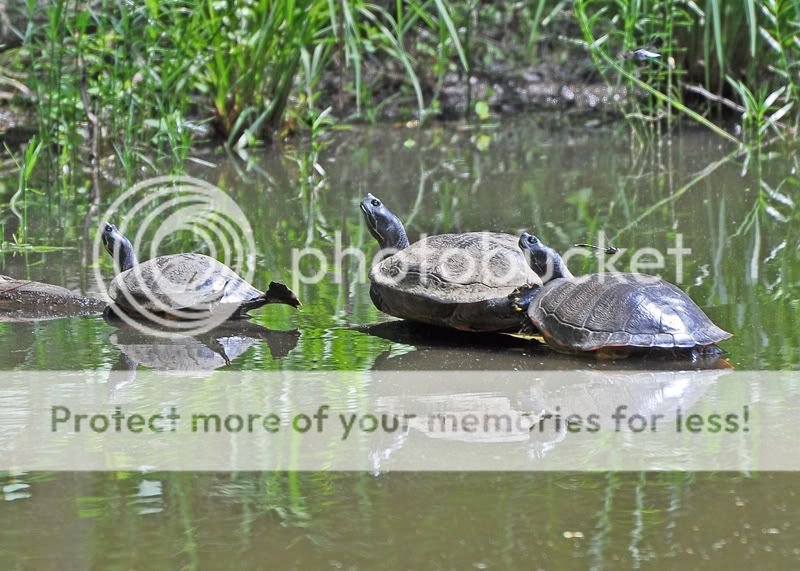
[101,223,300,323]
[367,368,726,472]
[107,321,300,394]
[512,232,732,357]
[111,321,300,370]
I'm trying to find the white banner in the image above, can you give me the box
[0,370,796,471]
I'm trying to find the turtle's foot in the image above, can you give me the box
[265,282,301,308]
[509,284,539,312]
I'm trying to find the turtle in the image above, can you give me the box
[360,193,541,332]
[101,223,300,321]
[512,231,732,355]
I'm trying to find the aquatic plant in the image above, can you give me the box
[4,136,43,243]
[573,0,799,142]
[0,0,796,191]
[15,0,468,178]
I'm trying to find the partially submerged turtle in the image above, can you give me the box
[101,223,300,321]
[513,232,732,355]
[360,194,541,332]
[1,275,105,321]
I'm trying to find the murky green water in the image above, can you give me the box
[1,117,799,567]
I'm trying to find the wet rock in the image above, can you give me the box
[437,65,626,119]
[0,275,106,321]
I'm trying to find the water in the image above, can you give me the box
[1,116,799,567]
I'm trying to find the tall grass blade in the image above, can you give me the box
[744,0,757,57]
[433,0,469,71]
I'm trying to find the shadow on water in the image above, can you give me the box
[358,320,731,370]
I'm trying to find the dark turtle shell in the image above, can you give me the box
[369,232,541,332]
[528,273,731,352]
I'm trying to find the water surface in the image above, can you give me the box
[1,116,798,567]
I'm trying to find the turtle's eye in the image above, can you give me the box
[527,235,536,244]
[371,199,381,207]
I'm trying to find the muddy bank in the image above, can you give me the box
[313,58,622,122]
[0,58,620,143]
[439,71,624,119]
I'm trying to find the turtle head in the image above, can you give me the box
[360,193,409,252]
[102,223,139,273]
[518,232,573,282]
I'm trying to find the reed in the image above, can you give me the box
[573,0,799,140]
[5,0,798,187]
[17,0,468,177]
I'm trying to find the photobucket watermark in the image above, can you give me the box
[3,370,790,472]
[290,231,693,290]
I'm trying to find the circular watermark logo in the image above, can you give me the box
[93,176,256,337]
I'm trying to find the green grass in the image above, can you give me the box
[16,0,469,175]
[2,0,798,190]
[4,136,43,243]
[572,0,799,142]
